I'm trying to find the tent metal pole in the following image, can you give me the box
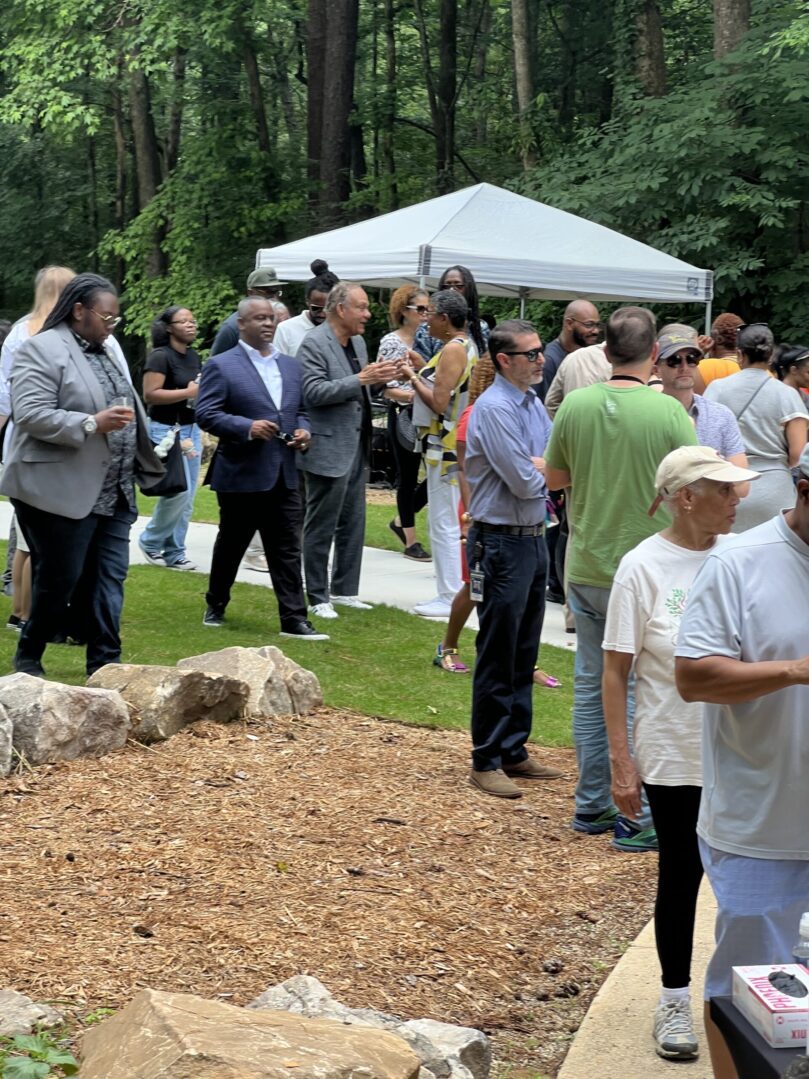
[419,275,426,290]
[519,292,526,317]
[705,300,713,333]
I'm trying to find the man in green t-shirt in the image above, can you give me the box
[545,306,697,851]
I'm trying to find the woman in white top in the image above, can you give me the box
[0,265,76,631]
[705,322,807,531]
[380,285,431,560]
[602,447,759,1064]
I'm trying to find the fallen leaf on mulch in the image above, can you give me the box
[0,708,656,1076]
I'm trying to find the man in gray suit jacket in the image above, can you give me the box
[297,282,400,619]
[1,273,163,678]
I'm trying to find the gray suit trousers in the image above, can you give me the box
[303,443,366,605]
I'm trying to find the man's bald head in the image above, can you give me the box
[562,300,601,348]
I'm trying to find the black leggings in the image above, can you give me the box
[644,783,703,989]
[387,405,427,529]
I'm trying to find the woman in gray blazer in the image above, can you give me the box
[0,273,163,678]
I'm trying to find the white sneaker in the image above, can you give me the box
[309,602,339,619]
[243,551,269,572]
[167,557,197,572]
[413,598,453,618]
[653,998,699,1060]
[330,595,373,610]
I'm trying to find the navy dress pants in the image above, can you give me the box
[469,526,548,771]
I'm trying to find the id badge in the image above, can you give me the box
[469,566,484,602]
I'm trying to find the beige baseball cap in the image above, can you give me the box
[648,445,759,516]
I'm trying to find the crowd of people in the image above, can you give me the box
[2,259,808,1075]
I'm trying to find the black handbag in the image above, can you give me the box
[140,432,188,498]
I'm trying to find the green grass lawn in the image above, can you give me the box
[0,554,574,748]
[136,487,428,555]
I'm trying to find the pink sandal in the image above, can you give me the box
[533,668,562,688]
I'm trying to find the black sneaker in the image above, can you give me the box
[203,604,226,627]
[279,620,330,641]
[6,615,24,631]
[13,653,45,678]
[403,542,431,562]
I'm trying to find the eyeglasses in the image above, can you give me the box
[569,318,603,330]
[254,287,282,299]
[406,305,430,314]
[170,318,197,326]
[90,309,122,329]
[502,349,544,363]
[663,353,701,368]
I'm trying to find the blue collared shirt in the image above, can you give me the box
[687,393,744,458]
[240,339,283,406]
[465,373,552,525]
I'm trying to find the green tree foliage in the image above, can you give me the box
[0,0,806,346]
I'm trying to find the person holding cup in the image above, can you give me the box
[0,272,163,678]
[137,306,203,571]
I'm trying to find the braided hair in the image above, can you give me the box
[306,259,339,299]
[40,273,116,333]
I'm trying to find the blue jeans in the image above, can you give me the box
[567,581,651,828]
[469,526,547,771]
[139,421,201,564]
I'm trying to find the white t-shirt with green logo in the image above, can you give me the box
[603,532,713,786]
[676,512,809,859]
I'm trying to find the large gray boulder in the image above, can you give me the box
[248,977,490,1079]
[0,673,130,766]
[80,989,421,1079]
[0,702,11,776]
[0,989,63,1035]
[178,646,322,718]
[88,664,248,742]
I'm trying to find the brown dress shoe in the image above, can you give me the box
[504,758,563,780]
[469,768,523,799]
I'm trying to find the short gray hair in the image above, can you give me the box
[237,296,273,319]
[325,281,363,314]
[432,288,468,329]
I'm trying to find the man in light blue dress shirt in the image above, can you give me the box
[464,320,562,798]
[196,298,328,640]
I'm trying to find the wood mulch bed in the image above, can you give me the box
[0,708,656,1076]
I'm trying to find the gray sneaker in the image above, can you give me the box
[653,998,699,1060]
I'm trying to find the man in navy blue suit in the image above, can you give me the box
[195,298,328,639]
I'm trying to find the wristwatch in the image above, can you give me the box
[82,415,98,435]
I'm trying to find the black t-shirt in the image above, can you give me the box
[144,345,202,424]
[343,340,372,440]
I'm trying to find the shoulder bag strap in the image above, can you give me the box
[733,376,771,423]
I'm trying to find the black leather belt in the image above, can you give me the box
[474,522,545,537]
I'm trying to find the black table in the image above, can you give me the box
[710,996,807,1078]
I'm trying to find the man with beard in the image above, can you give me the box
[274,260,339,357]
[538,300,602,402]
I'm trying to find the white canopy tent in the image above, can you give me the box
[257,182,714,323]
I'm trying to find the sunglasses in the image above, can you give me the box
[663,353,701,368]
[503,348,543,363]
[308,304,325,313]
[406,305,430,315]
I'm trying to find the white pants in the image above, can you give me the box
[426,463,462,603]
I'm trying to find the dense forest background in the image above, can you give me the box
[0,0,807,357]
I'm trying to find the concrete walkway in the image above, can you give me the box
[1,500,716,1075]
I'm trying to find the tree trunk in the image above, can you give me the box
[267,20,298,149]
[714,0,750,59]
[306,0,327,211]
[165,47,187,175]
[242,30,276,198]
[87,134,99,271]
[473,0,490,146]
[512,0,537,168]
[381,0,398,208]
[111,75,128,289]
[128,67,167,275]
[435,0,457,194]
[635,0,666,96]
[319,0,359,222]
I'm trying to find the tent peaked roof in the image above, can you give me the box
[256,182,712,304]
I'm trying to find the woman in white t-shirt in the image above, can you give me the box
[602,446,759,1064]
